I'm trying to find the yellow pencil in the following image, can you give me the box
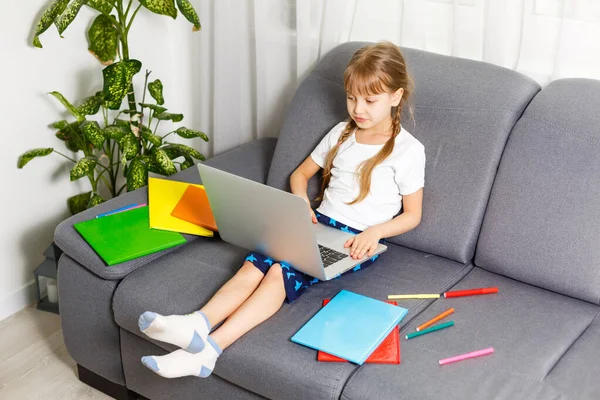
[387,294,441,300]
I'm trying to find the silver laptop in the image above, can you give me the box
[197,164,387,281]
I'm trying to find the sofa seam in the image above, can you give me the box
[520,115,600,145]
[542,308,600,380]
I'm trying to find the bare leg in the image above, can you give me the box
[201,260,266,327]
[210,263,286,350]
[138,260,264,352]
[141,264,286,378]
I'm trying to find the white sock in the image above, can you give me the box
[138,310,211,353]
[141,337,223,379]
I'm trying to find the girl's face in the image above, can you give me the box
[346,89,403,132]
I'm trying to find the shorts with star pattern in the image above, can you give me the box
[243,211,384,303]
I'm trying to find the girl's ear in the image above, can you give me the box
[392,88,404,107]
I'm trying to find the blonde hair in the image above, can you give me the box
[316,41,414,205]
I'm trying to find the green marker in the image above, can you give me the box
[405,321,454,339]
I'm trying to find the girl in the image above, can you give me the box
[138,41,425,379]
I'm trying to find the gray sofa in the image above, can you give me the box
[55,42,600,400]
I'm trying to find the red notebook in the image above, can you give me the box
[317,299,400,364]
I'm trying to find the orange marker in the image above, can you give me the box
[416,308,455,331]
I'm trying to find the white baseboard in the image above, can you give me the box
[0,280,38,322]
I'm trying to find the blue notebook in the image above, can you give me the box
[291,290,408,365]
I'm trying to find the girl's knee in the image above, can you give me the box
[264,263,283,281]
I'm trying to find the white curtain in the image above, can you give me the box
[190,0,600,155]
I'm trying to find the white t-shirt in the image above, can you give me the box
[311,121,425,231]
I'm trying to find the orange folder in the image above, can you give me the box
[171,185,218,232]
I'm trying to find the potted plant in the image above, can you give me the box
[18,0,208,215]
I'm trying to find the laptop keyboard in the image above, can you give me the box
[319,244,349,268]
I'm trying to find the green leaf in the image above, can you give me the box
[139,0,177,19]
[55,0,88,35]
[126,158,149,191]
[114,119,131,128]
[118,133,140,160]
[176,0,201,31]
[161,146,180,159]
[17,148,54,168]
[147,79,164,105]
[56,121,85,152]
[153,148,177,175]
[87,193,105,208]
[139,103,167,114]
[102,60,142,110]
[180,156,194,170]
[88,0,115,14]
[104,125,129,140]
[77,92,103,115]
[67,191,92,215]
[80,121,106,147]
[164,142,205,161]
[140,127,162,146]
[51,120,69,130]
[155,112,183,122]
[88,14,119,65]
[141,155,162,173]
[32,0,70,48]
[175,127,209,141]
[70,157,97,181]
[48,91,84,122]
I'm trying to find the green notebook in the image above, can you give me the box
[74,206,187,266]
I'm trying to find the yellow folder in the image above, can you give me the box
[148,177,214,237]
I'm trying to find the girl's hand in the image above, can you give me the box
[310,208,318,224]
[344,227,382,259]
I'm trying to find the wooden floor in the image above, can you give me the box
[0,305,113,400]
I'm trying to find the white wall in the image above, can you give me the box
[0,1,209,321]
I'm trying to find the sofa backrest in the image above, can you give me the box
[475,78,600,304]
[267,42,540,264]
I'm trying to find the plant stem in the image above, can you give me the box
[124,0,133,19]
[53,150,77,163]
[117,1,137,115]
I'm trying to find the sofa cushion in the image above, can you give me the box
[340,267,598,400]
[112,238,470,400]
[54,138,276,280]
[267,41,540,264]
[475,79,600,304]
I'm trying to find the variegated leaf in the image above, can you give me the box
[114,119,131,129]
[67,191,92,215]
[153,148,177,175]
[51,120,69,130]
[80,121,106,147]
[141,155,163,173]
[32,0,70,48]
[87,193,105,208]
[180,156,194,170]
[104,125,129,140]
[155,112,183,122]
[88,14,119,65]
[70,157,97,181]
[88,0,115,14]
[176,0,201,31]
[140,127,162,146]
[55,0,88,35]
[164,142,205,160]
[126,158,149,191]
[175,127,208,141]
[17,148,54,168]
[147,79,164,105]
[117,133,140,160]
[139,0,177,19]
[76,91,103,115]
[48,91,84,121]
[139,103,167,114]
[102,60,142,110]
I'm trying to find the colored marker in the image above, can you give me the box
[405,321,454,339]
[439,347,494,365]
[416,308,455,331]
[443,287,498,298]
[96,203,146,218]
[388,294,440,300]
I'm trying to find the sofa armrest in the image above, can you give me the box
[54,137,277,280]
